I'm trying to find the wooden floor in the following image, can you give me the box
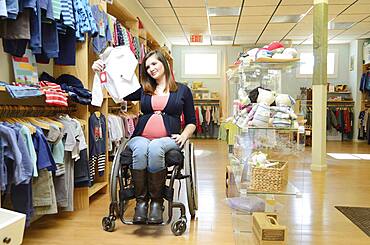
[23,140,370,244]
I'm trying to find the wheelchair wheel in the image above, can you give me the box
[171,218,187,236]
[109,139,130,217]
[102,216,115,232]
[184,142,198,218]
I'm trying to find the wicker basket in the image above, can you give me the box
[250,161,288,192]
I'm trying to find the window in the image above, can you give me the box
[181,50,221,78]
[297,50,338,78]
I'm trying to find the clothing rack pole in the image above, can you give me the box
[0,105,77,117]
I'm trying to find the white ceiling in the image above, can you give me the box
[138,0,370,46]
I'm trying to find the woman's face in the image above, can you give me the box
[145,55,165,81]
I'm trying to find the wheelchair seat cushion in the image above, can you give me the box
[120,147,184,168]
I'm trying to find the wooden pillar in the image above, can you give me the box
[311,0,328,171]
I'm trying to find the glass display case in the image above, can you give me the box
[225,61,306,244]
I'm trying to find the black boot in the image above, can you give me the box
[148,169,167,224]
[131,169,148,224]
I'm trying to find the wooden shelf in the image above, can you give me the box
[328,91,351,94]
[0,87,5,92]
[88,182,108,197]
[254,57,300,63]
[305,100,354,103]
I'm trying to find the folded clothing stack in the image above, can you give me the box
[248,104,270,127]
[40,72,92,105]
[1,82,43,99]
[272,111,291,128]
[271,106,297,128]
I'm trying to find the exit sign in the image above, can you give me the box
[190,34,203,43]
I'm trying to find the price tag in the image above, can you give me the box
[100,71,107,84]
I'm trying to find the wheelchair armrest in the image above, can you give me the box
[120,147,133,166]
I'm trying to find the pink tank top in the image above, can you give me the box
[141,94,169,140]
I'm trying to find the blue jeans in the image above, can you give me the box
[127,136,180,173]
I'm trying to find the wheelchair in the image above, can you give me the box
[101,139,198,236]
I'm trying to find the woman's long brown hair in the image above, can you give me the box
[141,50,177,95]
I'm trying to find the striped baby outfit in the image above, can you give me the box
[60,0,74,29]
[39,81,68,107]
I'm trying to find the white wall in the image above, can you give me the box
[172,45,241,93]
[284,44,350,98]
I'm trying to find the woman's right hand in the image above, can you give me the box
[92,59,105,73]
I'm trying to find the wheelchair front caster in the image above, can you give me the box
[171,218,187,236]
[102,216,115,232]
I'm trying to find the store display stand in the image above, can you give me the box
[225,60,305,244]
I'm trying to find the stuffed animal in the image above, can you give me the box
[257,88,276,105]
[249,151,268,167]
[247,88,276,127]
[275,93,296,107]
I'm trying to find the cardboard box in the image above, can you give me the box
[252,212,286,245]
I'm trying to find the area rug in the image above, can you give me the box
[335,206,370,237]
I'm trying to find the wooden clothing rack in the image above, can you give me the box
[0,105,77,118]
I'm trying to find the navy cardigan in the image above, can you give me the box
[124,83,196,138]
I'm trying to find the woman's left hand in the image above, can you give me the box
[171,134,188,148]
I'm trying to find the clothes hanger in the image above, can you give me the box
[40,117,64,129]
[25,117,50,130]
[94,111,101,118]
[10,117,36,134]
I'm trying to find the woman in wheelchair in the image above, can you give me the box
[92,50,196,225]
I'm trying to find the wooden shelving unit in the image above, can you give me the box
[53,0,110,210]
[361,63,370,111]
[88,182,108,197]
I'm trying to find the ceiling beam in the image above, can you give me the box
[279,6,313,44]
[255,0,283,45]
[232,0,245,46]
[168,0,190,45]
[205,0,213,45]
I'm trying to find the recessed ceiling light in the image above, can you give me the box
[212,36,234,41]
[328,21,355,30]
[207,7,241,17]
[271,15,304,23]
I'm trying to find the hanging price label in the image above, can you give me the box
[100,71,107,84]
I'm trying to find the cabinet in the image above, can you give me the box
[225,61,305,244]
[0,208,26,245]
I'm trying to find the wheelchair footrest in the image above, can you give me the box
[119,187,135,201]
[163,185,174,202]
[175,174,190,179]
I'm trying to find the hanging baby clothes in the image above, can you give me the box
[73,0,98,42]
[91,4,112,54]
[107,114,125,152]
[89,112,107,185]
[60,0,74,29]
[31,127,58,217]
[91,46,140,106]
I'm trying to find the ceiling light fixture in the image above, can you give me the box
[328,21,355,30]
[271,15,304,24]
[212,36,234,41]
[207,7,241,17]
